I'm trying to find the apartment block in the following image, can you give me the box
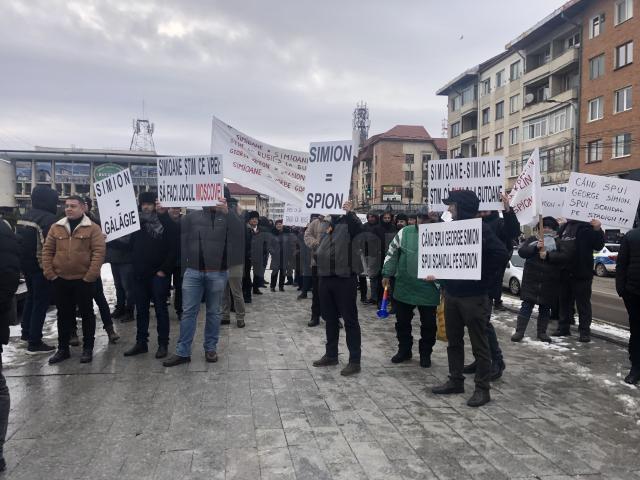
[580,0,639,180]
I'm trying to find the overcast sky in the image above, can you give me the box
[0,0,566,154]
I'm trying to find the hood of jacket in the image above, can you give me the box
[31,185,59,215]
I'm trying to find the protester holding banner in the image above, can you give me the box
[312,201,364,376]
[16,185,59,354]
[511,217,567,343]
[552,219,604,342]
[431,190,508,407]
[123,192,177,360]
[616,224,640,385]
[382,207,440,368]
[167,207,183,321]
[164,195,242,367]
[43,196,106,364]
[373,209,397,308]
[304,214,330,327]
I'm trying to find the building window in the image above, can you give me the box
[495,132,504,150]
[589,54,605,79]
[496,69,505,87]
[509,94,520,114]
[482,108,490,125]
[509,160,520,178]
[422,153,432,164]
[480,78,491,96]
[523,116,547,141]
[612,133,631,157]
[405,154,414,164]
[450,147,460,158]
[548,107,572,134]
[404,188,413,199]
[481,137,489,154]
[15,161,32,182]
[565,32,581,49]
[587,139,603,163]
[495,101,504,120]
[404,171,414,181]
[461,85,476,105]
[614,86,632,113]
[615,0,633,25]
[590,14,605,38]
[450,122,461,138]
[588,97,604,121]
[451,95,461,112]
[539,150,550,172]
[509,127,519,145]
[615,41,633,68]
[35,161,52,183]
[510,60,521,81]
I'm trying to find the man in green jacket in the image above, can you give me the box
[382,207,440,367]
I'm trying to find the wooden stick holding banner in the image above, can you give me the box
[538,215,545,252]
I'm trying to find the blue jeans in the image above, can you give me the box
[111,263,135,308]
[176,269,228,357]
[134,275,170,346]
[518,300,551,328]
[21,271,52,346]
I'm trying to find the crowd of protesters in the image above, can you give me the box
[0,183,638,469]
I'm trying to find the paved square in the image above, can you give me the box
[3,273,640,479]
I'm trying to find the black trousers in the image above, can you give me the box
[394,299,436,356]
[93,277,113,331]
[242,262,252,301]
[444,294,491,391]
[172,268,183,315]
[54,279,96,350]
[623,293,640,368]
[358,275,367,300]
[270,268,286,289]
[311,266,320,319]
[558,276,593,334]
[320,276,361,362]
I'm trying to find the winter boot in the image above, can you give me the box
[106,327,120,344]
[110,305,125,319]
[391,349,412,364]
[308,316,320,327]
[79,349,93,364]
[467,388,491,407]
[537,315,552,343]
[624,366,640,385]
[121,306,135,323]
[340,363,361,376]
[511,315,529,342]
[432,380,464,395]
[463,360,477,374]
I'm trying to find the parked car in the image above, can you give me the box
[503,250,524,295]
[593,243,620,277]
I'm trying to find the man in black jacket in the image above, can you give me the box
[164,196,243,367]
[361,211,381,305]
[0,217,19,472]
[431,190,508,407]
[616,225,640,384]
[16,185,58,354]
[552,219,605,342]
[312,201,364,376]
[124,192,177,359]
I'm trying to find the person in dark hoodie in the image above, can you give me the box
[431,190,508,407]
[511,217,569,343]
[616,223,640,384]
[123,192,177,359]
[312,201,364,376]
[361,211,380,304]
[552,219,605,342]
[0,217,20,472]
[373,208,397,307]
[16,185,59,354]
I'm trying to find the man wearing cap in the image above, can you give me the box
[382,207,440,367]
[431,190,508,407]
[123,192,177,359]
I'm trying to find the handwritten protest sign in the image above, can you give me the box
[427,157,504,212]
[562,173,640,229]
[157,155,224,207]
[541,183,567,218]
[303,140,354,215]
[283,204,308,227]
[94,168,140,242]
[509,148,541,226]
[418,218,483,280]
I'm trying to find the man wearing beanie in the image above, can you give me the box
[431,190,508,407]
[123,191,177,359]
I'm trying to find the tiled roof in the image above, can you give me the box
[227,183,260,196]
[379,125,432,141]
[432,138,447,153]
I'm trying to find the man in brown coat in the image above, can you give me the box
[42,195,105,364]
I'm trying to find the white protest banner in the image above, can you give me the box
[283,204,309,227]
[541,183,567,218]
[157,155,224,207]
[418,218,482,280]
[303,140,355,215]
[211,116,308,205]
[427,157,505,212]
[508,147,542,226]
[94,168,140,242]
[563,173,640,229]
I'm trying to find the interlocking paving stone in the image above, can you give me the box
[2,269,640,478]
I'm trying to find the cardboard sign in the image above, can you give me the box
[541,183,567,218]
[509,147,542,226]
[418,218,483,280]
[283,204,309,227]
[562,173,640,229]
[157,155,224,207]
[302,140,354,215]
[94,168,140,242]
[427,157,505,212]
[211,116,308,204]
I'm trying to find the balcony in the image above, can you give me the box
[522,87,578,119]
[524,48,579,85]
[459,129,477,144]
[460,100,478,116]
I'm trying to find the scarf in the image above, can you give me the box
[140,212,164,239]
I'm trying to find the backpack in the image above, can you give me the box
[16,219,46,269]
